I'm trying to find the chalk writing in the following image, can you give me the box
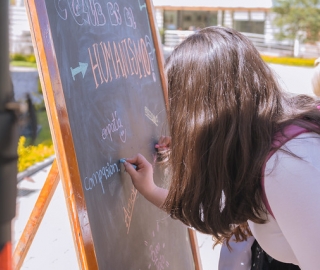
[84,159,119,194]
[107,2,122,26]
[102,111,126,143]
[124,7,136,29]
[145,35,157,82]
[149,243,169,270]
[144,106,158,126]
[145,226,170,270]
[145,35,156,82]
[123,187,138,234]
[88,35,154,88]
[138,0,146,10]
[54,0,106,26]
[70,62,88,80]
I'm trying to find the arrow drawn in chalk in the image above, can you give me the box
[138,0,146,10]
[70,62,88,81]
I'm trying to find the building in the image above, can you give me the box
[153,0,274,35]
[8,0,319,58]
[9,0,275,54]
[153,0,320,58]
[9,0,33,55]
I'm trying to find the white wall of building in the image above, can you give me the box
[152,0,272,9]
[9,6,33,55]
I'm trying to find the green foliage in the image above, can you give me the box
[18,136,55,172]
[10,53,37,63]
[272,0,320,43]
[33,79,46,111]
[10,53,37,68]
[26,54,37,63]
[19,108,53,172]
[11,53,27,61]
[261,55,316,66]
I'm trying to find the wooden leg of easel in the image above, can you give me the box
[188,228,203,270]
[12,160,59,270]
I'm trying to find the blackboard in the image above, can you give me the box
[26,0,201,269]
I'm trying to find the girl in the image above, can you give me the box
[123,26,320,269]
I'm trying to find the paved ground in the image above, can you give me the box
[269,63,314,96]
[14,167,79,269]
[12,63,316,269]
[10,66,40,104]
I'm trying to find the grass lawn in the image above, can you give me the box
[11,61,37,68]
[11,59,52,147]
[24,109,53,146]
[35,109,52,145]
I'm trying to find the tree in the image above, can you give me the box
[272,0,320,43]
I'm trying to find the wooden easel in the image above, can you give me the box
[13,160,60,269]
[18,0,203,269]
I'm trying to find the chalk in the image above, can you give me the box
[119,158,137,170]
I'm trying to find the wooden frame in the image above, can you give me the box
[25,0,201,269]
[26,0,98,268]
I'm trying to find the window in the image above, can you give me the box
[233,21,265,34]
[163,10,218,30]
[233,11,265,34]
[164,10,178,30]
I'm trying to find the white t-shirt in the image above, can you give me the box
[218,235,255,270]
[248,132,320,269]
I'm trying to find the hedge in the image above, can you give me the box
[261,55,316,67]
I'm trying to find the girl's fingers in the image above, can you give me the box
[125,153,150,170]
[123,161,137,176]
[124,157,136,165]
[155,136,171,150]
[155,143,166,149]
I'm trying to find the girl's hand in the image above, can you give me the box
[123,153,156,198]
[155,136,171,151]
[123,153,168,208]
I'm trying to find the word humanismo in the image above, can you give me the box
[88,35,154,88]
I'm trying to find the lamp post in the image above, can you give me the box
[0,2,19,269]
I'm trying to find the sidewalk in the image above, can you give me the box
[13,163,221,270]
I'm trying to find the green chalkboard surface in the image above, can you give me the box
[26,0,199,269]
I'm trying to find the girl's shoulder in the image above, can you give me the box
[265,132,320,201]
[261,132,320,267]
[275,132,320,168]
[263,131,320,218]
[265,125,320,174]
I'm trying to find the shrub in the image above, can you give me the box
[11,53,27,62]
[18,136,55,172]
[10,53,37,63]
[26,54,37,63]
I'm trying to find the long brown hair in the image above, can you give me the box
[161,26,320,244]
